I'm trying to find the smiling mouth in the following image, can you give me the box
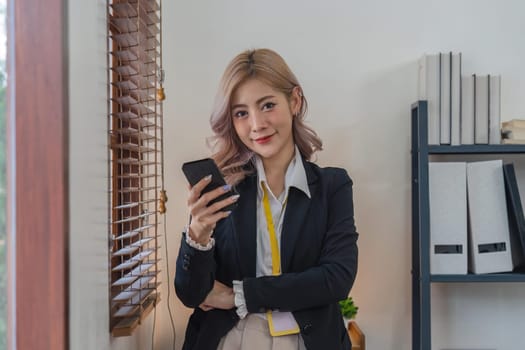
[254,134,275,144]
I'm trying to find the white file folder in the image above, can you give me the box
[418,54,440,145]
[488,74,501,145]
[461,75,475,145]
[466,160,513,273]
[450,53,462,145]
[474,75,489,144]
[429,162,468,274]
[439,53,451,145]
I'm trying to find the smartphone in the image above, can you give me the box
[181,158,237,212]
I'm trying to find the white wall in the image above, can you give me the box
[161,1,525,350]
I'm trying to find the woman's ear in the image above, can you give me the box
[291,86,303,116]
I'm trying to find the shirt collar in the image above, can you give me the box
[255,145,311,199]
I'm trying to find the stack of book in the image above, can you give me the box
[501,119,525,144]
[419,52,501,145]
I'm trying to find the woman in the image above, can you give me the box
[175,48,358,350]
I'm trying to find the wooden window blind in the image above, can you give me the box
[107,0,164,337]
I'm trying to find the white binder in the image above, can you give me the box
[429,162,468,274]
[466,160,513,273]
[461,75,475,145]
[474,75,489,144]
[418,54,440,145]
[450,53,462,145]
[488,74,501,145]
[440,53,451,145]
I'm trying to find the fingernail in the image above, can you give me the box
[205,175,212,181]
[222,184,231,191]
[231,194,240,202]
[225,211,232,216]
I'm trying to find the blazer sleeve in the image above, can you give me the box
[174,233,216,308]
[242,169,358,313]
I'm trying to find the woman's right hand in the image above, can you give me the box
[199,280,235,311]
[187,175,239,245]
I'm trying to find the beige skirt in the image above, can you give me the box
[217,314,307,350]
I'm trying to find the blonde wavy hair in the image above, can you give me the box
[209,48,323,185]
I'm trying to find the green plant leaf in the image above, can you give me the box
[339,297,358,319]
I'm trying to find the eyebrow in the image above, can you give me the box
[231,95,276,110]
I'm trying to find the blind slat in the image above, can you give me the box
[112,260,139,272]
[112,263,155,287]
[113,305,140,318]
[113,276,137,287]
[113,95,138,105]
[142,11,159,25]
[112,275,156,303]
[112,211,156,225]
[114,202,138,210]
[115,173,158,179]
[112,64,137,76]
[128,286,156,305]
[137,0,160,12]
[131,249,155,262]
[129,75,156,91]
[113,246,139,257]
[112,111,156,127]
[112,80,138,91]
[111,32,159,50]
[112,290,139,303]
[114,224,154,240]
[110,3,137,17]
[112,262,155,287]
[130,237,154,248]
[112,126,157,139]
[127,102,156,116]
[110,15,159,38]
[115,158,158,166]
[111,253,157,273]
[112,142,157,153]
[110,47,157,65]
[113,186,158,194]
[110,17,138,33]
[111,49,138,62]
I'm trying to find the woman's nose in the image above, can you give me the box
[250,111,267,131]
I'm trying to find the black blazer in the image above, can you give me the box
[175,161,358,350]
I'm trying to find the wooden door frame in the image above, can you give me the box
[7,0,69,349]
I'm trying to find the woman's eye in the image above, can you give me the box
[262,102,275,111]
[233,110,248,118]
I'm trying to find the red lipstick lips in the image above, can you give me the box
[254,134,273,144]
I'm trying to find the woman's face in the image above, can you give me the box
[230,78,301,165]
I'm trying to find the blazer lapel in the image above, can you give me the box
[232,174,257,278]
[281,161,318,273]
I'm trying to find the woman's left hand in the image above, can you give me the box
[199,280,235,311]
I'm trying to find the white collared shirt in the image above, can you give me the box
[254,146,310,277]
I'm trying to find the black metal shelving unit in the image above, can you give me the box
[411,100,525,350]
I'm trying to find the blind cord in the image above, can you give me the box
[163,218,177,350]
[151,297,157,350]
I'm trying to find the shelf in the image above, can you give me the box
[426,144,525,154]
[411,100,525,350]
[430,273,525,283]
